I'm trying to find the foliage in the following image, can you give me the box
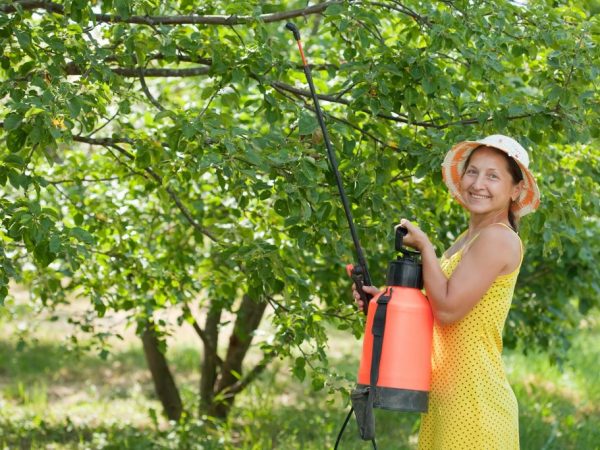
[1,0,599,417]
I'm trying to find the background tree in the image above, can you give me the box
[1,0,598,421]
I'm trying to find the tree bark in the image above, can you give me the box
[141,326,183,421]
[2,1,341,25]
[210,294,267,419]
[199,304,222,414]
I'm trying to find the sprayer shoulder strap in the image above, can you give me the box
[370,288,392,387]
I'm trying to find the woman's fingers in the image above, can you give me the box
[352,284,380,304]
[396,218,426,251]
[362,285,381,295]
[396,218,416,233]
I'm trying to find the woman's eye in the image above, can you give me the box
[488,174,499,180]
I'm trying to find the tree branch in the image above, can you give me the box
[66,62,336,78]
[95,141,219,243]
[272,80,432,126]
[142,166,215,242]
[220,355,272,398]
[73,134,136,147]
[46,175,133,185]
[182,305,223,367]
[271,81,402,155]
[3,1,341,25]
[139,69,167,111]
[65,62,211,77]
[271,82,551,130]
[369,1,430,26]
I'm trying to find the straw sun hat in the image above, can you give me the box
[441,134,541,218]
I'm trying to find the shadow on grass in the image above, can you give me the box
[0,415,234,450]
[233,401,421,449]
[0,339,144,381]
[0,417,155,450]
[0,339,201,385]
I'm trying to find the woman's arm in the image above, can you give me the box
[400,219,521,325]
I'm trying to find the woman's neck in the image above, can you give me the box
[467,209,509,235]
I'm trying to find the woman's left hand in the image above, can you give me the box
[396,219,430,253]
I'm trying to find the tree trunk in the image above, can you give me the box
[199,304,222,414]
[142,326,183,421]
[210,294,267,419]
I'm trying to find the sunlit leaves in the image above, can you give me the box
[0,0,597,397]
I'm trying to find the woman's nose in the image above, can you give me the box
[472,174,486,190]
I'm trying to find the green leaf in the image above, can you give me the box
[298,112,318,135]
[49,235,61,253]
[422,77,436,95]
[6,129,28,153]
[325,3,344,15]
[3,114,23,131]
[292,356,306,381]
[114,0,130,18]
[3,154,25,168]
[15,30,32,51]
[70,227,95,244]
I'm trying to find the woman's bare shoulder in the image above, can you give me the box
[473,224,521,258]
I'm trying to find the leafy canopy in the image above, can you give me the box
[0,0,598,391]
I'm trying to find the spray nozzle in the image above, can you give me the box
[285,22,301,40]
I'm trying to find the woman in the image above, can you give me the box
[353,135,540,449]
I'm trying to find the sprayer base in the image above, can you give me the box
[356,384,429,413]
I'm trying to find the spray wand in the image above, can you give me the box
[285,22,373,314]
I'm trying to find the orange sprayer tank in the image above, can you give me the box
[355,229,433,412]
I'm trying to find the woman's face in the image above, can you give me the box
[460,147,523,216]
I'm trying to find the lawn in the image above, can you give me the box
[0,300,598,449]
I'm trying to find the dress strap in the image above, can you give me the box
[463,223,523,263]
[462,232,481,254]
[493,222,516,232]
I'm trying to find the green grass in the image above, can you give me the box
[506,317,600,450]
[0,312,598,449]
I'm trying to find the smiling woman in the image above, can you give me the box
[442,135,541,229]
[354,135,542,449]
[404,135,540,449]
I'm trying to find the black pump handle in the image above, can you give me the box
[395,225,407,251]
[395,225,420,258]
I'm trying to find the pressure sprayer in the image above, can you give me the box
[285,23,434,448]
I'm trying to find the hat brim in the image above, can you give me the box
[442,141,540,218]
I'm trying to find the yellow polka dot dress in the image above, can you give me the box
[418,228,521,450]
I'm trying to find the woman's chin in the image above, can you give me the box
[464,202,493,215]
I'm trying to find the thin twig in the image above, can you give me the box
[104,142,218,243]
[46,175,134,185]
[84,109,120,138]
[139,68,166,112]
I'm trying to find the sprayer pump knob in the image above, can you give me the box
[395,225,408,252]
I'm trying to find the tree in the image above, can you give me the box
[1,0,598,421]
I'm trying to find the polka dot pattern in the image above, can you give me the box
[418,227,521,450]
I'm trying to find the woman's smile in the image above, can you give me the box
[468,192,492,200]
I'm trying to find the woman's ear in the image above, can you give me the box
[511,180,525,202]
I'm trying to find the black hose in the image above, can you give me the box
[334,406,377,449]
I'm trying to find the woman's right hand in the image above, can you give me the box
[396,218,430,253]
[352,283,382,312]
